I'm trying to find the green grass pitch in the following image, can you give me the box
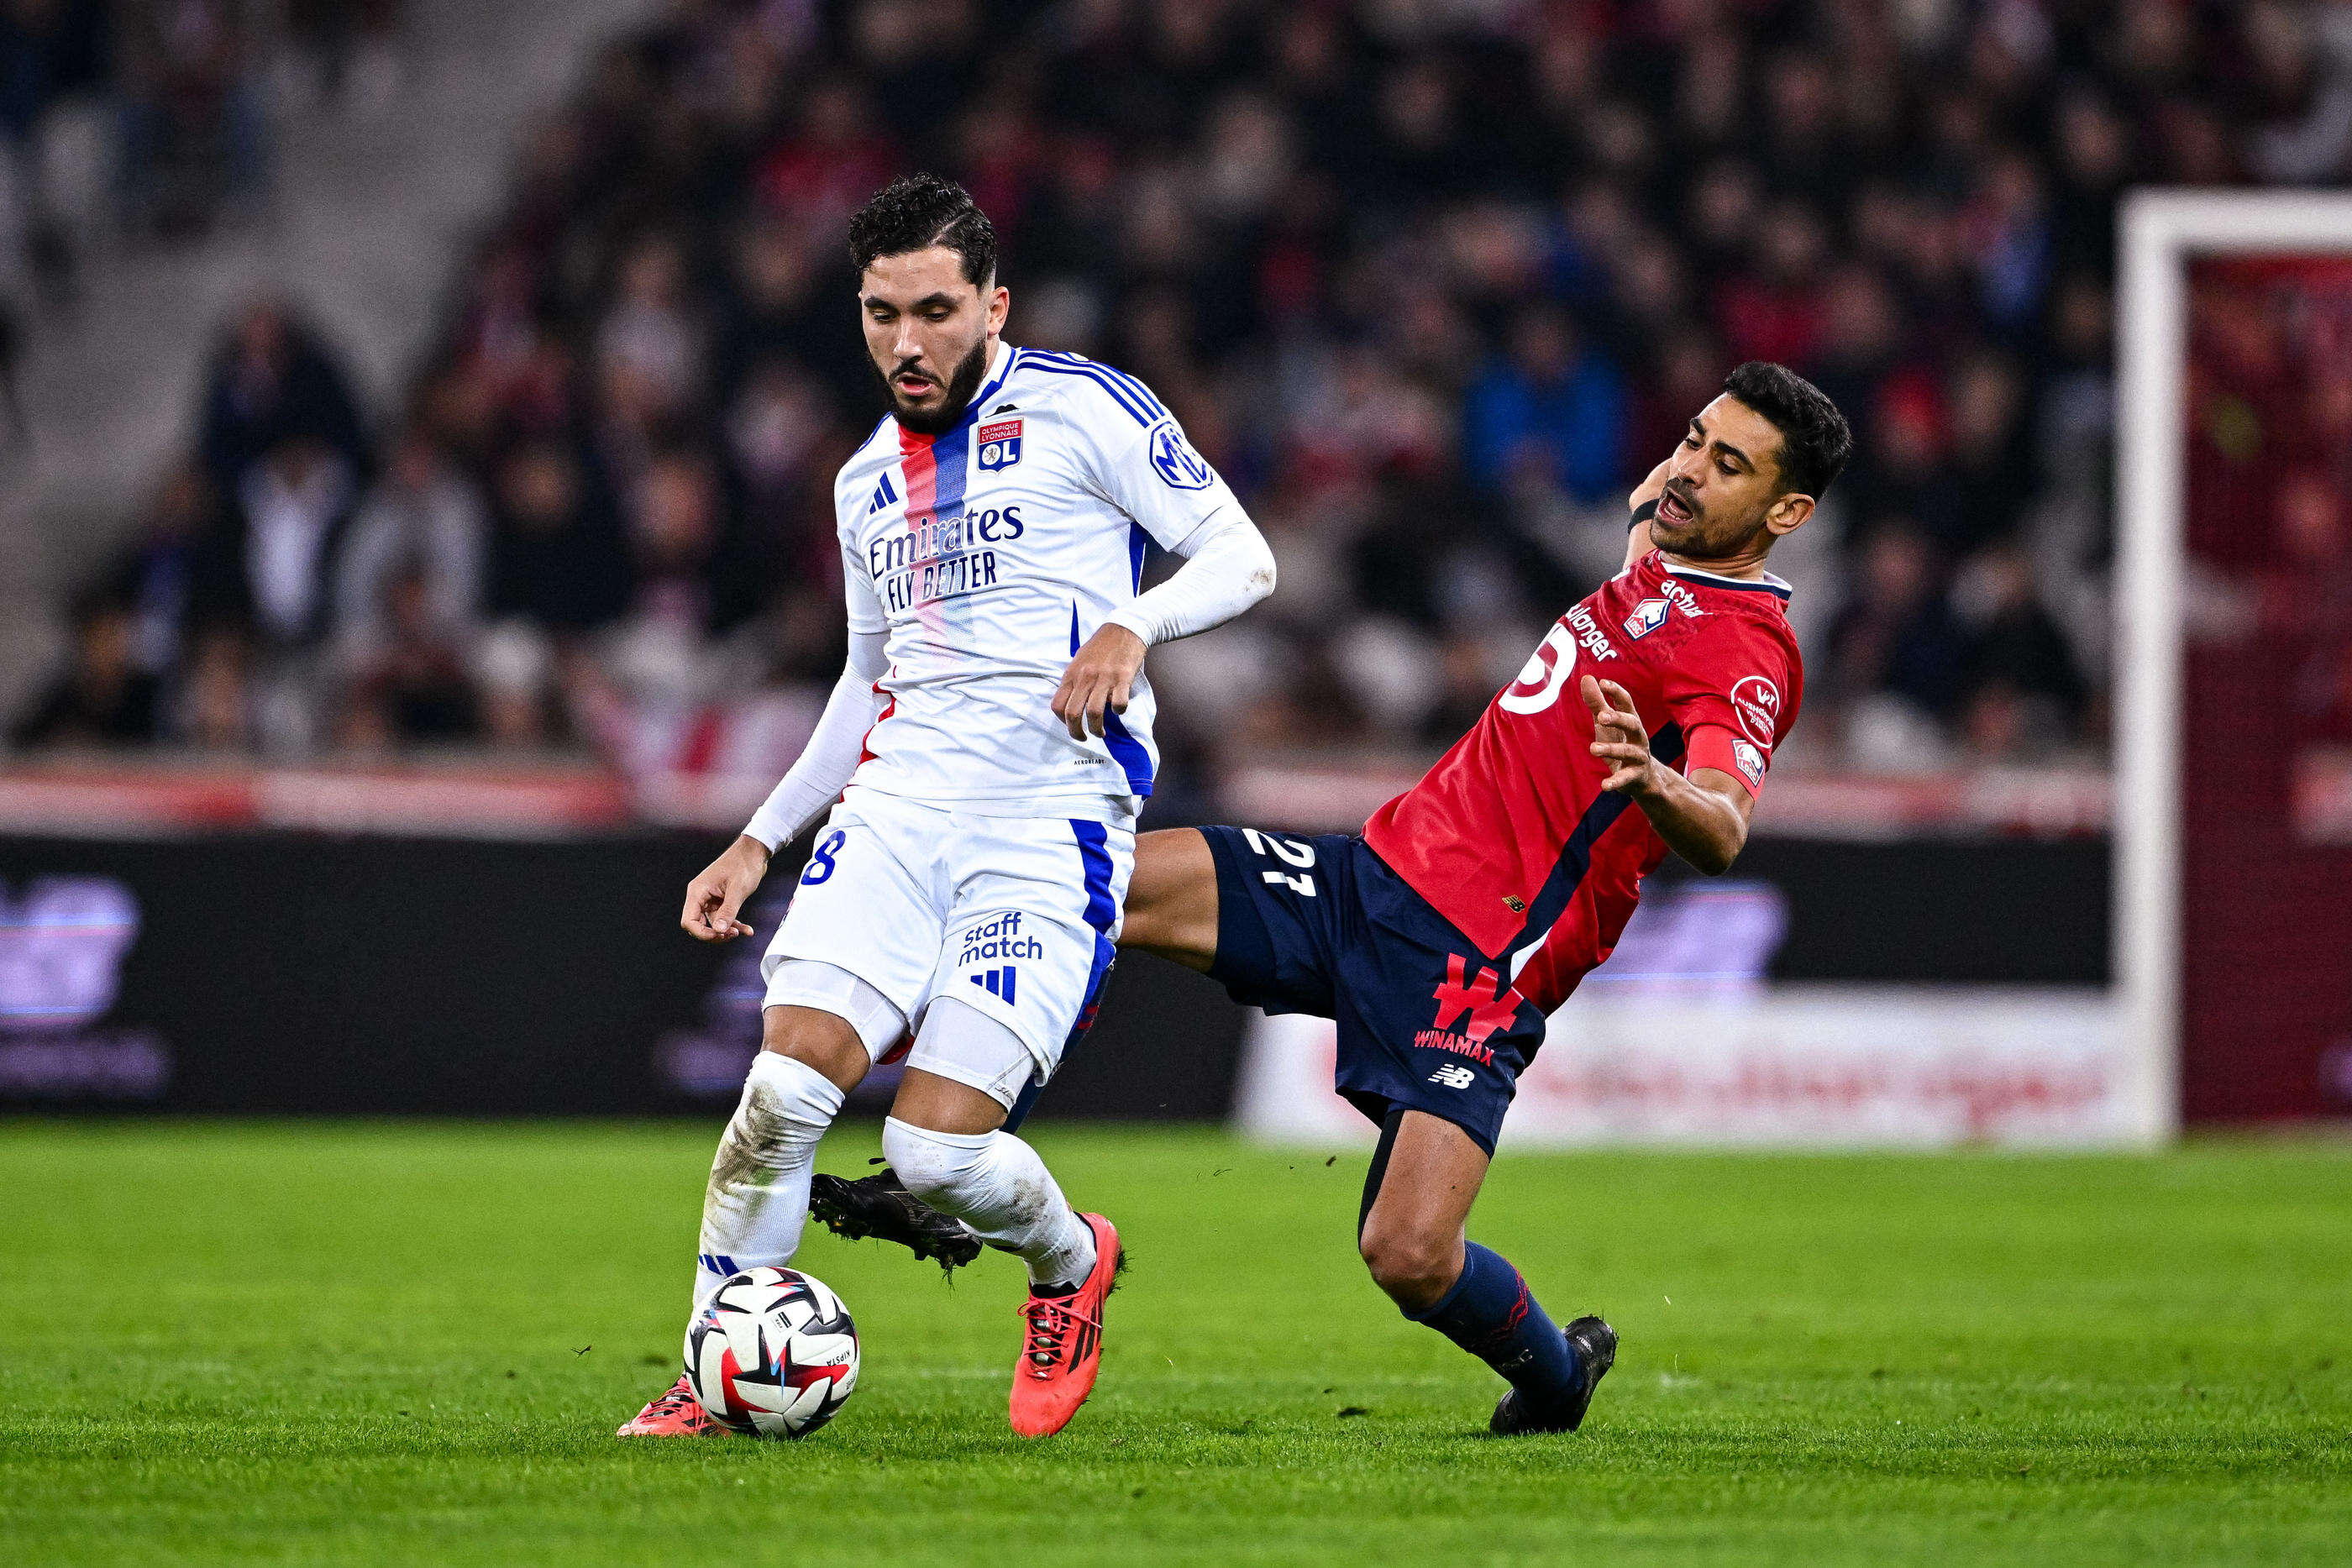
[3,1121,2348,1565]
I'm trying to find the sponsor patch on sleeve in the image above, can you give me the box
[1731,737,1767,786]
[1147,420,1215,490]
[1730,674,1782,742]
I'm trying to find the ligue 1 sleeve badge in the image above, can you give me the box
[977,418,1023,471]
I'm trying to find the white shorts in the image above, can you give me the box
[761,786,1133,1085]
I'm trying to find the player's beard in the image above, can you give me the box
[1650,480,1765,562]
[879,335,991,435]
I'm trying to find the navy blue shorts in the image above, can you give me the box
[1202,826,1546,1156]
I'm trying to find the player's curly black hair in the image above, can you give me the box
[1722,361,1852,501]
[848,174,998,288]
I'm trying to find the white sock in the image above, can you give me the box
[882,1117,1098,1291]
[692,1051,843,1312]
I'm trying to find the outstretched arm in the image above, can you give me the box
[1053,510,1277,740]
[1581,675,1754,874]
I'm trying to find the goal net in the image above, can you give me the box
[2118,191,2352,1136]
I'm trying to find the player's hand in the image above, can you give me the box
[1053,622,1147,741]
[1630,458,1672,513]
[1583,676,1660,796]
[1625,459,1671,569]
[680,834,770,942]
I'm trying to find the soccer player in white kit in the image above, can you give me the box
[617,175,1276,1440]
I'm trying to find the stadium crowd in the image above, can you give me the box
[15,0,2352,799]
[0,1,404,262]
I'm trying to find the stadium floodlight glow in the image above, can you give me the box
[2114,190,2352,1147]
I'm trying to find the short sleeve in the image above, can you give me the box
[840,538,885,635]
[1685,724,1767,795]
[1083,403,1242,553]
[1664,617,1796,794]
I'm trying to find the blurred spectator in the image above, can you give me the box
[337,562,478,749]
[0,0,107,298]
[115,0,270,233]
[1826,527,1971,763]
[100,459,218,684]
[285,0,404,113]
[193,433,360,752]
[331,430,482,690]
[1462,304,1625,506]
[10,593,160,747]
[1954,546,2088,758]
[222,435,356,648]
[486,439,626,632]
[198,302,369,498]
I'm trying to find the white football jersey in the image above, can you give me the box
[833,341,1242,822]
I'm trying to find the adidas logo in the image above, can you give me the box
[867,471,900,514]
[969,967,1018,1004]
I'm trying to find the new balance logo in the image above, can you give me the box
[1428,1065,1476,1090]
[867,472,900,514]
[969,967,1018,1004]
[1431,953,1523,1044]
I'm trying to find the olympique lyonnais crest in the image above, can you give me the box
[1623,597,1670,640]
[977,419,1023,471]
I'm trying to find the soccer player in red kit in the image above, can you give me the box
[1115,361,1851,1433]
[812,362,1851,1434]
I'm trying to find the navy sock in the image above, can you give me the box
[1404,1242,1581,1408]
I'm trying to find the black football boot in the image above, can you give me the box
[1488,1315,1618,1435]
[807,1166,982,1272]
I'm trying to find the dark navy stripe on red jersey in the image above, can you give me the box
[1662,563,1793,600]
[1493,722,1685,962]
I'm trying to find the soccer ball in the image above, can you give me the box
[684,1267,859,1439]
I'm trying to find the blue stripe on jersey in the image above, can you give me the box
[930,415,971,520]
[1499,722,1687,960]
[1017,355,1156,426]
[1028,349,1169,419]
[972,349,1019,415]
[1094,359,1169,420]
[1128,522,1149,592]
[1064,818,1121,1085]
[1068,601,1157,797]
[1021,358,1154,424]
[1071,819,1117,936]
[1101,708,1154,797]
[1079,354,1168,419]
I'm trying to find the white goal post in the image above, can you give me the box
[2115,190,2352,1146]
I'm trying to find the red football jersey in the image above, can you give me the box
[1362,549,1803,1013]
